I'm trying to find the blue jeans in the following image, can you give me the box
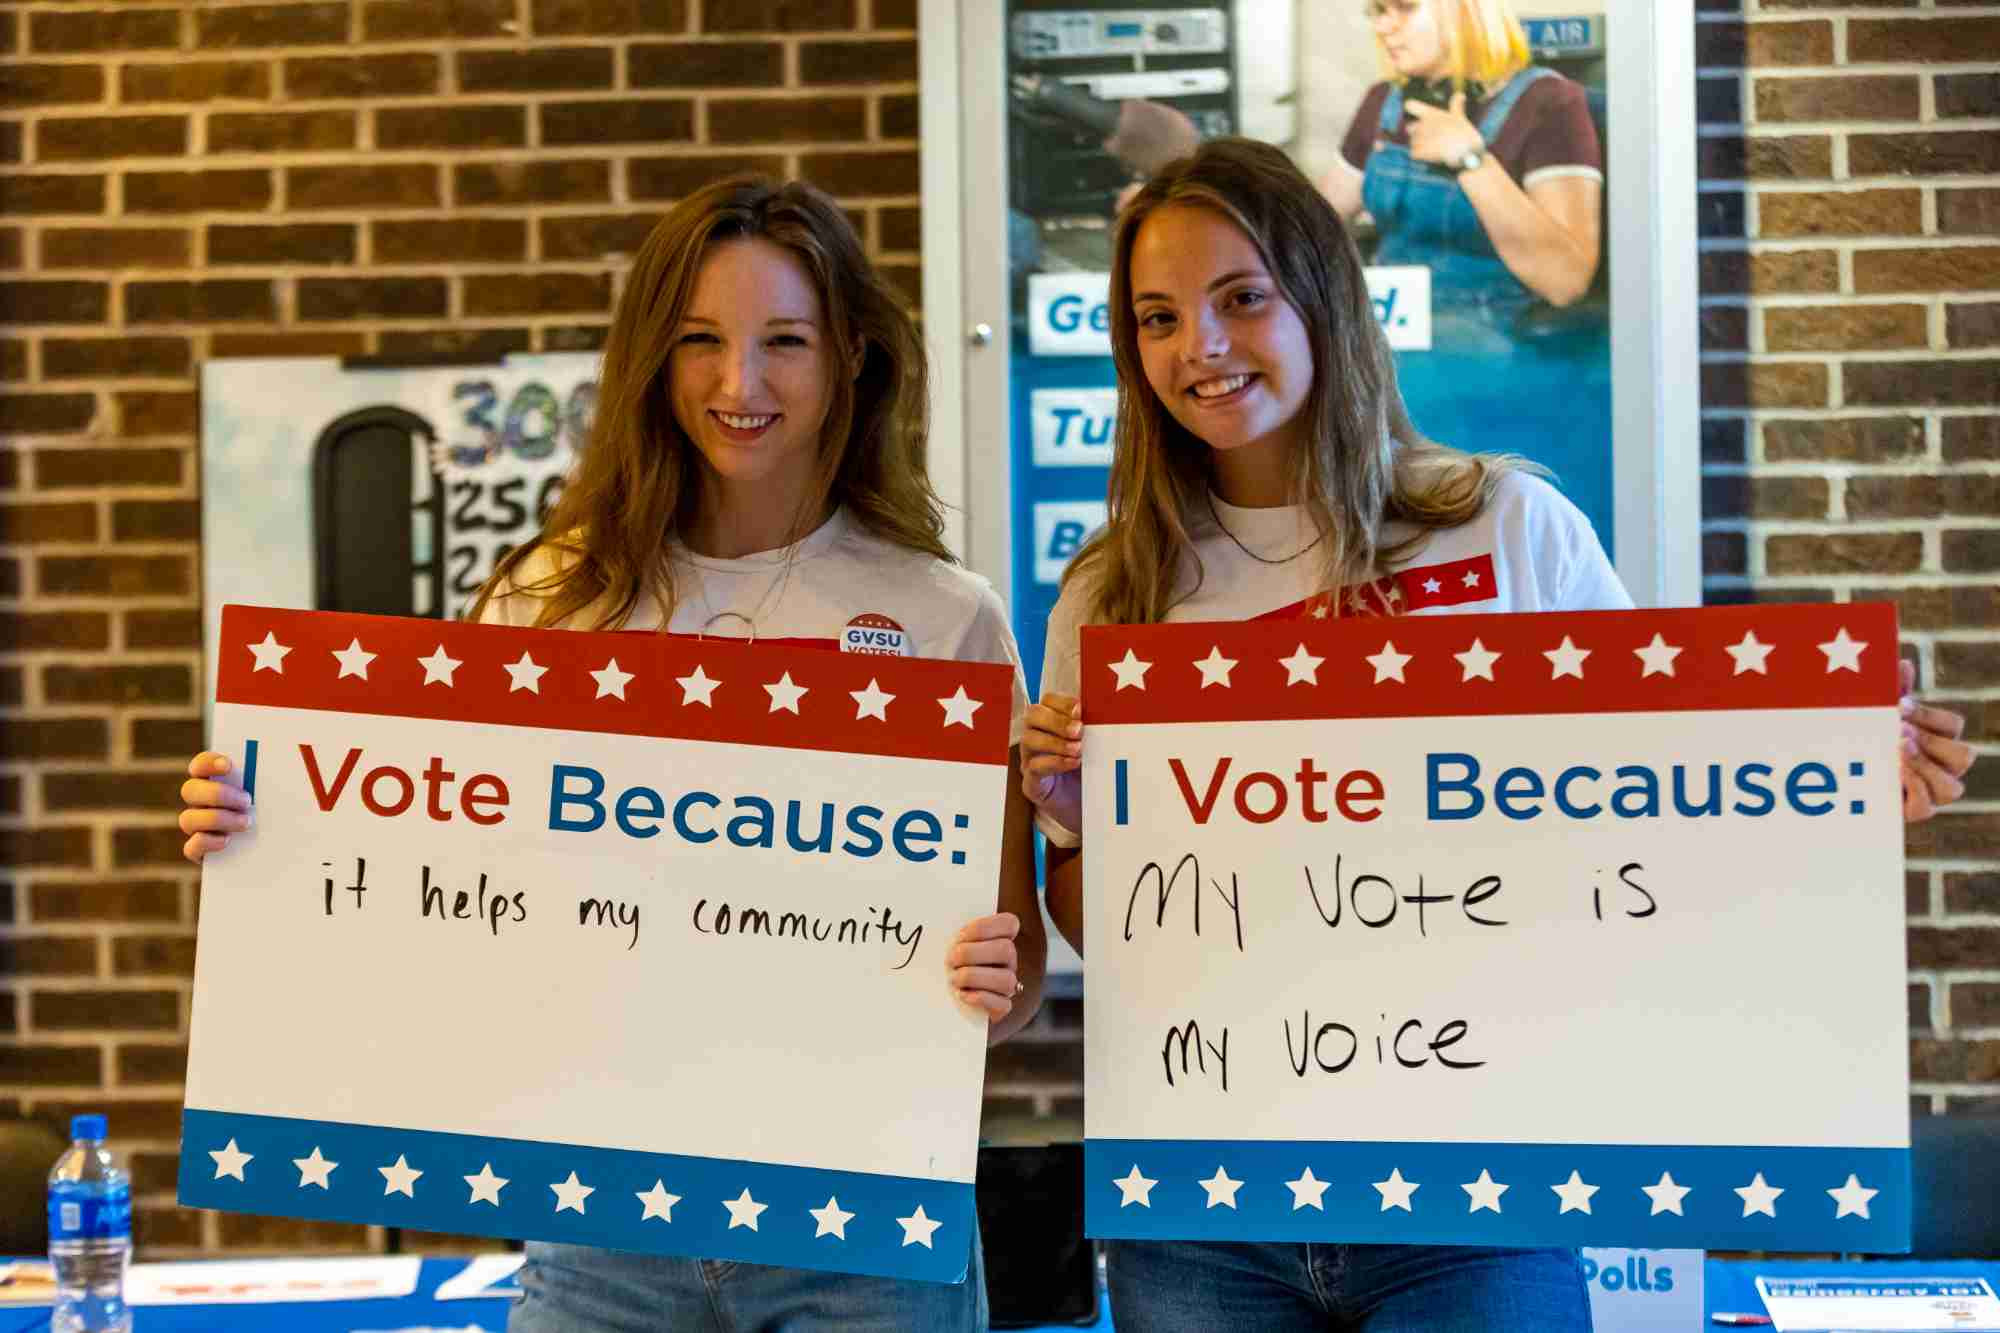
[508,1238,988,1332]
[1105,1240,1591,1332]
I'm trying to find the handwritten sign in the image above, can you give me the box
[1080,603,1910,1252]
[180,606,1015,1283]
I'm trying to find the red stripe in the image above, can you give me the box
[1083,603,1900,724]
[1245,554,1498,623]
[218,606,1012,766]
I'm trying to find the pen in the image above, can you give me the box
[1711,1316,1772,1327]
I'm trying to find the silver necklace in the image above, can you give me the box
[680,537,803,646]
[1205,490,1324,566]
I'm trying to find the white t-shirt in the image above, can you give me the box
[479,506,1031,743]
[1036,471,1630,843]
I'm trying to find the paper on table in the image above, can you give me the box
[1757,1275,2000,1331]
[0,1261,56,1305]
[431,1253,525,1300]
[127,1256,422,1305]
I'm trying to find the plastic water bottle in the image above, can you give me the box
[47,1114,131,1333]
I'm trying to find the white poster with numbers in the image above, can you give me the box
[1079,601,1910,1252]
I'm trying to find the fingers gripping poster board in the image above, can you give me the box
[1080,603,1910,1253]
[180,606,1013,1283]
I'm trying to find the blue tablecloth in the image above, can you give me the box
[1707,1256,2000,1323]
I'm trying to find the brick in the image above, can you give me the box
[40,554,189,597]
[1702,530,1747,576]
[0,1045,101,1087]
[111,825,186,867]
[113,935,196,978]
[0,63,106,108]
[0,936,99,975]
[879,205,918,252]
[0,341,20,380]
[0,826,94,868]
[1859,584,2000,632]
[0,230,18,269]
[1857,247,2000,295]
[800,39,916,85]
[1845,474,1942,519]
[1699,417,1747,465]
[33,990,179,1032]
[297,276,448,321]
[1698,135,1831,182]
[374,219,525,265]
[217,1214,372,1249]
[115,1042,186,1084]
[287,163,438,211]
[710,96,865,144]
[129,1151,179,1194]
[983,1038,1083,1084]
[1849,17,2000,64]
[121,61,271,105]
[1946,872,2000,915]
[124,169,272,214]
[135,1204,203,1249]
[533,0,689,35]
[702,0,854,32]
[127,280,275,324]
[458,48,614,94]
[44,664,192,706]
[796,150,918,197]
[123,607,199,648]
[0,280,106,323]
[0,773,17,811]
[1766,417,1924,465]
[116,390,195,438]
[456,160,609,207]
[541,98,694,146]
[0,610,108,651]
[1851,132,2000,178]
[1695,20,1833,68]
[542,325,606,352]
[629,41,782,88]
[42,338,189,381]
[1953,985,2000,1030]
[630,152,784,200]
[376,104,526,151]
[1847,360,2000,408]
[208,223,354,267]
[40,227,190,271]
[1945,529,2000,573]
[1700,361,1826,410]
[285,53,440,100]
[29,9,179,54]
[376,328,531,361]
[1907,870,1931,918]
[540,213,658,261]
[208,110,355,154]
[1753,75,1919,124]
[879,93,916,138]
[35,447,179,489]
[131,717,202,759]
[1764,304,1928,353]
[1939,641,2000,688]
[0,394,93,436]
[0,501,95,543]
[111,498,198,541]
[0,175,105,218]
[1758,189,1921,240]
[462,272,610,317]
[1766,532,1923,575]
[1909,1038,2000,1084]
[1910,982,1930,1034]
[0,718,107,759]
[876,0,914,25]
[1946,475,2000,516]
[1937,73,2000,121]
[362,0,516,41]
[209,330,366,357]
[1695,76,1740,127]
[199,4,350,49]
[1701,474,1828,520]
[43,768,183,812]
[1949,303,2000,350]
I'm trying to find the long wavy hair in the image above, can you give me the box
[1376,0,1532,89]
[471,175,950,629]
[1068,137,1522,626]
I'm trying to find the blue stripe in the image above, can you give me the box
[1086,1138,1909,1252]
[180,1110,973,1283]
[241,738,259,800]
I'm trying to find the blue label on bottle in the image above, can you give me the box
[48,1183,130,1242]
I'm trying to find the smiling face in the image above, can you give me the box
[1128,203,1317,485]
[1372,0,1451,81]
[667,236,839,511]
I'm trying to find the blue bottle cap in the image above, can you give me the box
[70,1114,107,1141]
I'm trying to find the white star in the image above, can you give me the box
[636,1180,679,1222]
[810,1196,856,1239]
[1386,584,1403,604]
[1113,1164,1157,1208]
[1819,627,1867,673]
[1544,636,1591,680]
[417,644,461,686]
[248,631,291,674]
[1109,649,1151,691]
[1735,1172,1783,1218]
[897,1204,942,1248]
[551,1171,594,1215]
[1454,638,1501,682]
[464,1163,508,1206]
[1725,630,1774,675]
[1642,1171,1691,1216]
[209,1139,252,1181]
[1462,569,1482,588]
[1365,640,1412,684]
[1463,1169,1509,1214]
[1286,1167,1330,1211]
[1551,1170,1599,1215]
[763,671,807,714]
[1279,643,1324,686]
[292,1147,336,1190]
[1374,1168,1418,1212]
[724,1187,767,1231]
[1310,603,1329,619]
[504,651,547,694]
[676,664,720,707]
[590,658,634,701]
[850,678,895,721]
[939,686,983,729]
[331,637,376,680]
[1194,646,1238,689]
[1422,577,1442,594]
[379,1154,422,1198]
[1828,1174,1878,1220]
[1198,1166,1243,1210]
[1634,633,1682,678]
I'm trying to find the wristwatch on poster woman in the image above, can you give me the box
[1452,146,1487,175]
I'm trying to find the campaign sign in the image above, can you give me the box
[1027,269,1433,356]
[1081,603,1910,1252]
[181,606,1016,1283]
